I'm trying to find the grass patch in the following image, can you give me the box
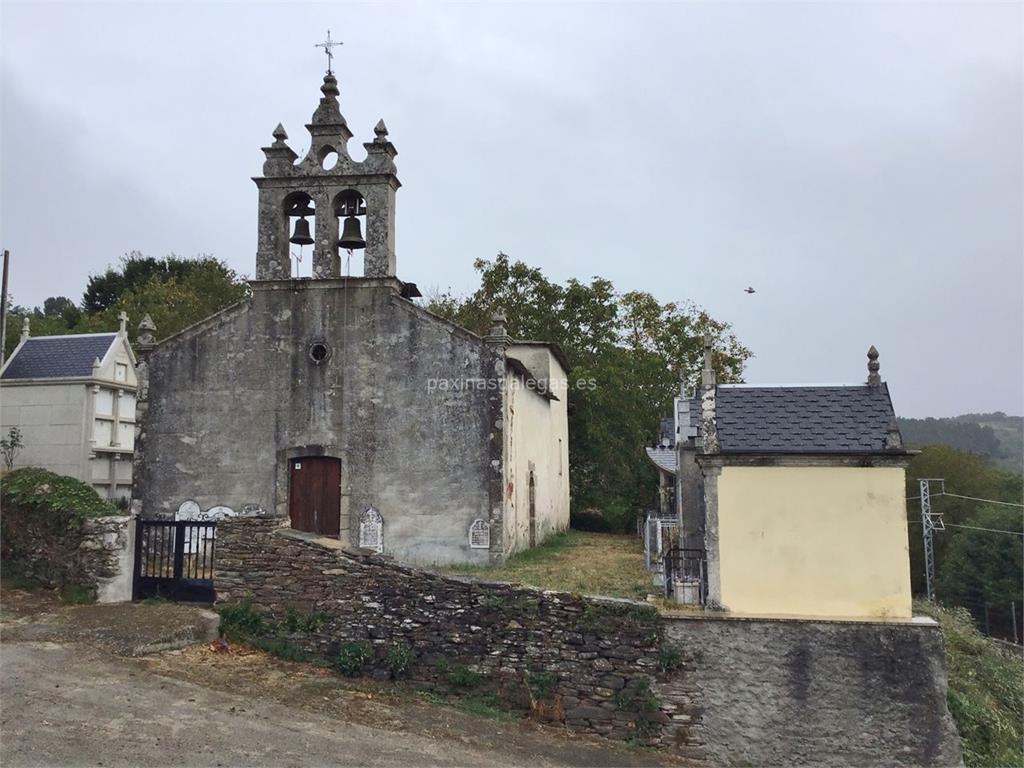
[59,585,96,605]
[254,636,309,662]
[437,660,482,689]
[916,600,1023,767]
[419,691,517,721]
[443,530,652,599]
[4,573,44,591]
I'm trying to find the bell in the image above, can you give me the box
[289,217,314,246]
[337,216,366,250]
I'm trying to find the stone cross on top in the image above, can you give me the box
[315,30,342,75]
[118,311,129,335]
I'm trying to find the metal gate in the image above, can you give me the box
[133,520,216,602]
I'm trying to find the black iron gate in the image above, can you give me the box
[133,520,217,602]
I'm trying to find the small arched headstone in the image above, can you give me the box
[359,507,383,553]
[469,519,490,549]
[175,500,201,521]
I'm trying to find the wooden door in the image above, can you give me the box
[289,457,341,537]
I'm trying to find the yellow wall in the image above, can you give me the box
[716,465,912,619]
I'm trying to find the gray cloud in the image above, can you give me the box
[1,1,1020,417]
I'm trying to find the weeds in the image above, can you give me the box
[385,642,415,677]
[437,660,482,689]
[526,671,558,699]
[334,641,372,677]
[280,607,328,633]
[59,585,96,605]
[217,602,266,640]
[254,637,309,662]
[658,644,684,674]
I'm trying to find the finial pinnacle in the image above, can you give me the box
[867,345,881,386]
[272,123,288,141]
[20,316,30,341]
[374,119,388,138]
[701,332,716,388]
[137,313,157,348]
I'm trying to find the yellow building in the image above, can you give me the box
[674,345,913,619]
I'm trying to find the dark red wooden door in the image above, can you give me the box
[289,457,341,537]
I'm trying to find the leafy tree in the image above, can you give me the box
[938,506,1023,612]
[3,253,249,358]
[425,253,751,528]
[907,444,1024,638]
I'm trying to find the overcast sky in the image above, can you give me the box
[1,1,1021,417]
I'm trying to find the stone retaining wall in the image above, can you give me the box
[3,512,134,603]
[216,516,703,752]
[81,516,135,602]
[216,516,963,765]
[664,614,963,766]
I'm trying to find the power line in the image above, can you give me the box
[941,492,1024,509]
[943,523,1024,536]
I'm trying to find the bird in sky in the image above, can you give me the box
[744,286,756,294]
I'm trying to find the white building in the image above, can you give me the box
[0,314,138,502]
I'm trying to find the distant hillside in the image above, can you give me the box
[899,412,1023,471]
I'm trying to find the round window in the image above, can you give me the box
[309,341,331,364]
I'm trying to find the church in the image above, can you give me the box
[132,64,570,565]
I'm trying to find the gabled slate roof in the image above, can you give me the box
[712,383,902,454]
[1,334,117,380]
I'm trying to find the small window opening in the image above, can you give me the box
[309,341,331,365]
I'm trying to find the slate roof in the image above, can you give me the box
[645,446,677,474]
[711,384,903,454]
[1,334,117,380]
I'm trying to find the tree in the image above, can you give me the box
[906,444,1024,638]
[425,253,751,528]
[3,253,250,358]
[0,426,24,470]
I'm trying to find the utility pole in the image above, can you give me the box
[920,478,945,602]
[0,250,9,369]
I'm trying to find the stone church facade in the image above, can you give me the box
[132,71,569,565]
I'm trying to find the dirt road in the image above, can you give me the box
[1,589,667,767]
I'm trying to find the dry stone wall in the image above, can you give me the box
[216,516,703,752]
[3,512,134,602]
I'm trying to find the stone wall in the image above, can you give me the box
[82,516,135,602]
[216,516,962,764]
[3,513,134,603]
[136,279,505,566]
[216,516,701,750]
[663,615,963,767]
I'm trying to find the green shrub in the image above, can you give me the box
[1,468,117,518]
[254,637,309,662]
[527,671,558,699]
[385,643,415,677]
[217,602,266,640]
[1,468,119,589]
[658,644,684,673]
[441,662,482,689]
[615,678,659,713]
[280,607,328,633]
[334,641,372,677]
[917,601,1023,767]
